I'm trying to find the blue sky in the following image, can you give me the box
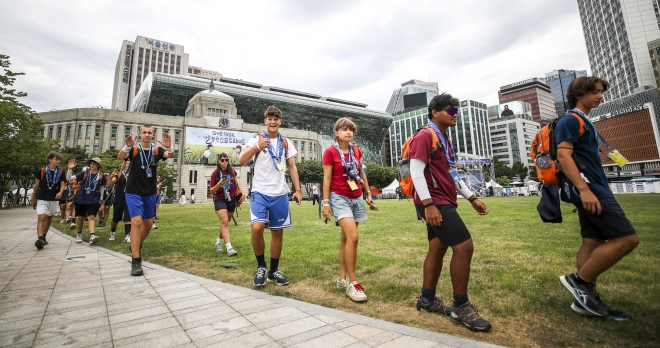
[1,0,590,112]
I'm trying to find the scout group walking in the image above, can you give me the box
[30,77,639,332]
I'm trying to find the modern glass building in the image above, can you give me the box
[577,0,660,101]
[385,79,439,115]
[131,73,392,163]
[544,69,587,117]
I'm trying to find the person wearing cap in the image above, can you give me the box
[66,157,115,244]
[118,124,175,276]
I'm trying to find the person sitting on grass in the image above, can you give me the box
[411,93,492,332]
[31,151,67,250]
[322,117,375,302]
[66,158,114,245]
[210,153,244,257]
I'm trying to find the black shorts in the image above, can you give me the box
[415,204,471,247]
[112,203,131,223]
[574,197,636,240]
[214,199,236,213]
[59,198,67,205]
[75,202,101,217]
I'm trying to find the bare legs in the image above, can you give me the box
[216,209,234,243]
[338,219,359,282]
[37,214,53,237]
[576,235,639,283]
[251,222,283,259]
[422,237,473,296]
[130,216,153,258]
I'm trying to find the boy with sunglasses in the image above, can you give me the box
[410,93,492,332]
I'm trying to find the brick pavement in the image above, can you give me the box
[0,208,503,348]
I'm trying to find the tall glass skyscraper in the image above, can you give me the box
[385,79,438,115]
[544,69,587,116]
[577,0,660,101]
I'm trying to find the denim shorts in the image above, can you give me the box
[329,192,368,223]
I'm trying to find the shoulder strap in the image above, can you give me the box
[132,145,138,157]
[422,126,440,155]
[565,112,586,136]
[155,145,159,156]
[352,143,362,160]
[282,136,288,149]
[40,167,45,180]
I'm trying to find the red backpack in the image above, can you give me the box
[397,127,441,198]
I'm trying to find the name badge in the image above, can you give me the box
[347,179,359,191]
[277,163,285,173]
[146,168,153,178]
[86,189,91,194]
[607,150,629,167]
[449,169,461,183]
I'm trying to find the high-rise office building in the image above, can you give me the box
[487,102,539,172]
[453,99,492,159]
[649,38,660,90]
[385,79,438,115]
[112,36,190,111]
[544,69,588,116]
[498,78,556,126]
[577,0,660,101]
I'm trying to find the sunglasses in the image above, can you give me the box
[445,107,459,116]
[219,158,228,163]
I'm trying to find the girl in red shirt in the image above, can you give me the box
[322,117,375,302]
[210,153,244,256]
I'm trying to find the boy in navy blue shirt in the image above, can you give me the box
[556,76,639,321]
[31,152,67,249]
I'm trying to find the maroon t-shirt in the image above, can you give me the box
[210,169,237,201]
[322,145,363,199]
[409,129,457,206]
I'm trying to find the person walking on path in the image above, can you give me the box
[311,183,319,206]
[109,160,131,242]
[210,153,244,256]
[58,179,73,224]
[239,105,302,287]
[179,188,186,207]
[410,93,492,332]
[118,124,175,276]
[31,151,67,250]
[556,76,639,320]
[66,158,114,245]
[322,117,375,302]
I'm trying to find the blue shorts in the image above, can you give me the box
[249,192,291,230]
[156,196,162,204]
[125,193,157,220]
[329,192,368,223]
[214,199,236,212]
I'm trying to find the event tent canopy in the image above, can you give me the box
[381,179,400,194]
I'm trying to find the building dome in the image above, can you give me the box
[189,88,234,103]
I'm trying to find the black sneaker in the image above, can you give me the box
[451,302,492,332]
[131,257,143,276]
[572,298,631,321]
[35,239,44,250]
[43,238,48,245]
[416,297,453,316]
[560,273,608,316]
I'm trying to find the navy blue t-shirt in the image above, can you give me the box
[74,170,107,205]
[34,167,66,201]
[555,114,612,203]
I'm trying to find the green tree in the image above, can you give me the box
[157,161,176,198]
[97,149,122,173]
[511,161,528,181]
[295,160,323,197]
[496,176,511,187]
[364,163,397,189]
[60,147,88,173]
[492,157,512,178]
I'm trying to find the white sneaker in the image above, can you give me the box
[109,232,116,241]
[336,277,348,289]
[75,233,82,243]
[89,234,99,245]
[151,224,158,230]
[59,219,65,224]
[215,241,223,252]
[346,281,367,302]
[70,223,76,230]
[226,247,237,256]
[124,233,130,243]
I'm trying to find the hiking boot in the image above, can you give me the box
[254,267,268,287]
[416,297,453,316]
[560,273,608,316]
[451,302,492,332]
[131,257,143,276]
[89,234,99,245]
[109,232,116,241]
[214,241,223,252]
[346,281,367,302]
[75,233,83,243]
[226,247,238,257]
[336,277,348,289]
[124,233,130,243]
[267,270,289,286]
[35,239,44,250]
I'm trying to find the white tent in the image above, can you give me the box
[486,180,503,188]
[381,179,400,195]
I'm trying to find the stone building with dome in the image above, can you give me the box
[38,82,322,202]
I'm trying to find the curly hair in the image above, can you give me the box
[428,93,460,119]
[264,105,283,119]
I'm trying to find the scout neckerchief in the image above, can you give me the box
[262,131,285,173]
[427,121,460,183]
[85,171,101,194]
[333,143,361,182]
[219,169,232,200]
[138,143,155,178]
[45,166,61,190]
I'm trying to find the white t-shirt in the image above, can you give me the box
[312,184,319,195]
[247,135,297,196]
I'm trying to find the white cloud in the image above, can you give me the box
[1,0,590,112]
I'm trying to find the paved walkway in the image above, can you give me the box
[0,208,502,348]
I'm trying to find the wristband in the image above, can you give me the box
[322,199,329,202]
[469,196,477,203]
[323,204,330,207]
[424,202,434,208]
[122,145,132,153]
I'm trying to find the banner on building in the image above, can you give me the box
[184,127,256,166]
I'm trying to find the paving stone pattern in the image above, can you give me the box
[0,208,503,348]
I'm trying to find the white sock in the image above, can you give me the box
[225,242,232,249]
[217,238,223,244]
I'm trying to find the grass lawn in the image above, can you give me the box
[53,195,659,347]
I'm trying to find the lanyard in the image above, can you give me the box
[426,122,456,166]
[67,186,72,195]
[220,170,231,194]
[262,131,284,171]
[45,166,60,190]
[567,109,612,150]
[333,144,360,179]
[138,144,154,169]
[85,171,100,191]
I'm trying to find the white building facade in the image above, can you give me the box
[488,113,540,172]
[453,99,492,159]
